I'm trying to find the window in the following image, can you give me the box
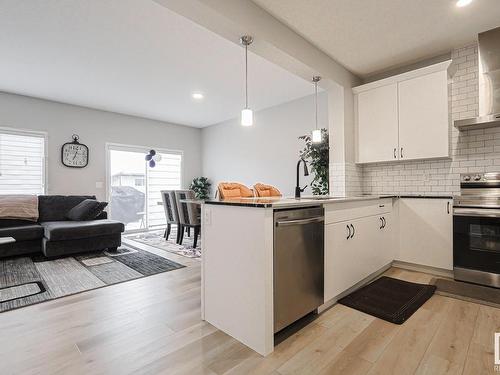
[0,128,46,195]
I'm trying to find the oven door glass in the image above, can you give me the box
[454,215,500,273]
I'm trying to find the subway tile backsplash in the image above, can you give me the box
[361,43,499,196]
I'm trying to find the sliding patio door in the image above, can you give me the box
[107,144,182,232]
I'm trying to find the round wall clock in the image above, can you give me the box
[61,134,89,168]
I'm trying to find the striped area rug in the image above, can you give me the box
[0,246,184,313]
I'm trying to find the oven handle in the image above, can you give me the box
[453,207,500,218]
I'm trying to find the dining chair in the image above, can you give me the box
[217,182,254,199]
[174,190,201,248]
[253,183,282,197]
[160,190,182,243]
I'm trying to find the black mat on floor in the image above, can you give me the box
[338,276,436,324]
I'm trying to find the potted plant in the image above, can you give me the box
[190,177,211,199]
[299,128,329,195]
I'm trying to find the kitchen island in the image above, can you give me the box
[200,195,395,356]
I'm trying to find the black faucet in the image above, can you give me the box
[295,158,309,198]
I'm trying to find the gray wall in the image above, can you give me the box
[201,93,328,197]
[0,92,202,200]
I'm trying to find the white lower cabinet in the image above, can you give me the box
[397,198,453,270]
[324,211,394,302]
[324,198,453,303]
[372,212,395,270]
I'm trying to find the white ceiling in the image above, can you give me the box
[253,0,500,77]
[0,0,314,127]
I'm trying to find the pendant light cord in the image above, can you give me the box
[315,79,318,131]
[245,43,248,109]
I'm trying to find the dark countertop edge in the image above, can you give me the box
[395,195,454,199]
[204,200,273,208]
[203,195,455,208]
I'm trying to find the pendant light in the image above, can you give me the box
[312,76,322,143]
[240,35,254,126]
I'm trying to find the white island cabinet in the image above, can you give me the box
[201,196,394,356]
[202,203,275,356]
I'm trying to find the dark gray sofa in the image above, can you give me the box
[0,195,124,258]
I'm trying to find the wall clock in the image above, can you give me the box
[61,134,89,168]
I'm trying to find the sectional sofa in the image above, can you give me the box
[0,195,124,258]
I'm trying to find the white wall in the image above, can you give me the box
[201,93,327,197]
[0,92,202,200]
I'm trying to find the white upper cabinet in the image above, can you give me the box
[354,61,452,164]
[357,84,399,163]
[398,70,449,160]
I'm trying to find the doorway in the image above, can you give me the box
[106,143,182,232]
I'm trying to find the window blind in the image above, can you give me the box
[0,130,46,195]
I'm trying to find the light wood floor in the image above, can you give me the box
[1,241,500,375]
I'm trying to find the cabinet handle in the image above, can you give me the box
[350,224,355,239]
[447,201,450,214]
[393,148,397,159]
[380,217,383,229]
[382,217,386,228]
[400,147,404,159]
[346,225,351,240]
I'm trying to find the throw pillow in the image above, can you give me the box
[66,199,108,221]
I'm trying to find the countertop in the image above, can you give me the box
[204,195,391,208]
[203,194,455,208]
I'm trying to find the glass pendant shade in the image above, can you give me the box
[241,108,253,126]
[312,129,322,143]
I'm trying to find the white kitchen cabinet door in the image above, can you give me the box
[398,71,449,160]
[378,212,396,268]
[356,84,399,163]
[325,221,355,301]
[397,198,453,270]
[325,215,387,302]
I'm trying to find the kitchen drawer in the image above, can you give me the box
[324,198,392,225]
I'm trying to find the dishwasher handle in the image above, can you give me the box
[276,216,324,227]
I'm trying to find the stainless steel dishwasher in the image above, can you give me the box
[274,206,324,333]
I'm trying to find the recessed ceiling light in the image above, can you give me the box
[456,0,473,7]
[192,92,204,100]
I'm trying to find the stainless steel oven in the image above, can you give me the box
[454,173,500,288]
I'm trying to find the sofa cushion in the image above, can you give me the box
[38,195,96,222]
[0,224,44,241]
[66,199,108,221]
[41,220,124,241]
[0,219,37,228]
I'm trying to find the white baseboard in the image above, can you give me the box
[392,260,453,279]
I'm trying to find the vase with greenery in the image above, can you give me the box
[190,177,211,199]
[299,128,329,195]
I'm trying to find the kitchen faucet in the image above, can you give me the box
[295,158,309,198]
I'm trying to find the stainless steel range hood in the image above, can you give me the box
[455,27,500,131]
